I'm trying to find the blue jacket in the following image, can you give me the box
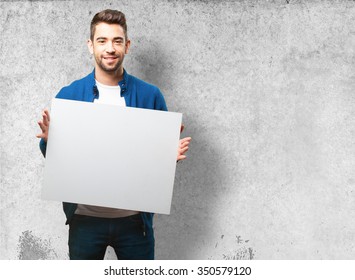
[39,69,167,235]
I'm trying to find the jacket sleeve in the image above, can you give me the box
[38,87,67,158]
[39,138,47,157]
[155,88,168,111]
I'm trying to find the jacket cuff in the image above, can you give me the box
[39,138,47,157]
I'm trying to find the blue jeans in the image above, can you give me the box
[68,214,154,260]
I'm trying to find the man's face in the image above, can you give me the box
[88,22,130,73]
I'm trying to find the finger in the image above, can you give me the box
[36,133,48,142]
[180,137,191,142]
[44,109,50,122]
[38,121,46,132]
[179,146,189,154]
[181,137,191,142]
[177,149,189,160]
[177,155,187,161]
[42,113,49,127]
[179,138,191,146]
[36,133,46,139]
[180,141,190,149]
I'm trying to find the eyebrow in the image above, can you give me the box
[95,36,124,41]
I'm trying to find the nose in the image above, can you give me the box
[106,42,115,53]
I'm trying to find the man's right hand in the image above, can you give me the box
[36,109,50,142]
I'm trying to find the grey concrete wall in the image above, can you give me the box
[1,0,354,259]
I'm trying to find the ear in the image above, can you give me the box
[125,39,131,55]
[87,39,94,55]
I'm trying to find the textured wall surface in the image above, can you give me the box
[1,0,354,260]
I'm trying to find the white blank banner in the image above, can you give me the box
[42,98,182,214]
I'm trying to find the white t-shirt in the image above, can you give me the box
[93,80,126,106]
[75,80,139,218]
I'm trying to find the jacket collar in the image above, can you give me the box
[90,68,129,98]
[118,69,128,95]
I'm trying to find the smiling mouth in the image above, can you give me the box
[103,56,118,61]
[103,56,118,64]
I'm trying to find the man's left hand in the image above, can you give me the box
[177,137,191,161]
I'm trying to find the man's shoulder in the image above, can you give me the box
[128,73,160,94]
[127,72,167,111]
[56,72,94,100]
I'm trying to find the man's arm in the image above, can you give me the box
[177,124,191,161]
[36,109,50,157]
[36,109,50,142]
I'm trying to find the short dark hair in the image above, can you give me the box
[90,9,128,41]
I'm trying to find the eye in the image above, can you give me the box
[114,39,124,45]
[97,39,106,44]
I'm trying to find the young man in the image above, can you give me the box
[36,9,191,260]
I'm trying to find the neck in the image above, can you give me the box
[95,67,124,86]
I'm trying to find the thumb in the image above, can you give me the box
[180,124,185,133]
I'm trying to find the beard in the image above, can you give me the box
[95,55,123,73]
